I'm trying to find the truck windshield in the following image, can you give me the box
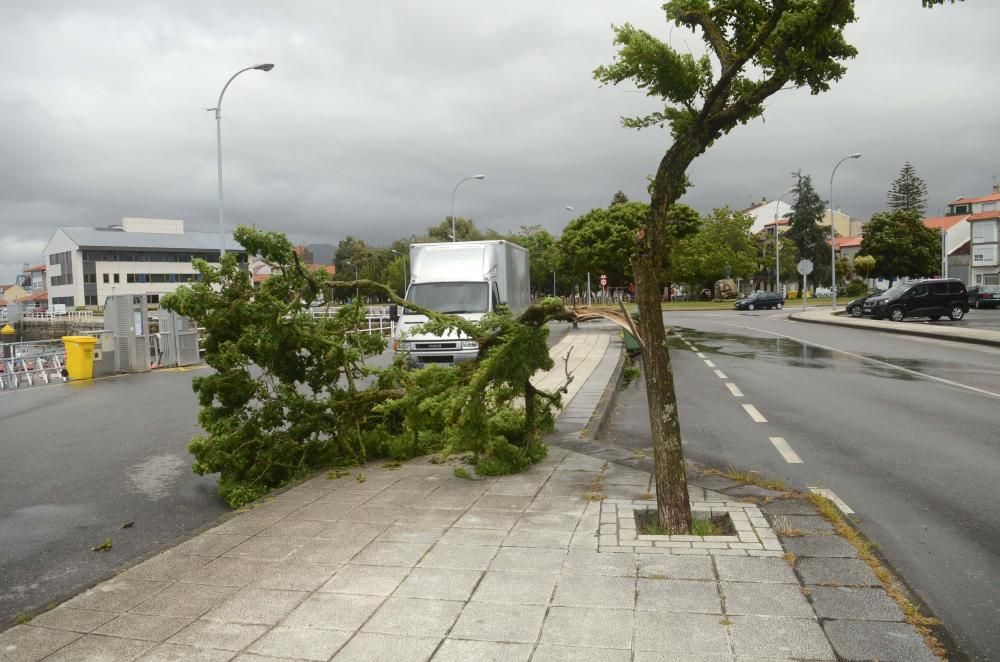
[406,282,488,314]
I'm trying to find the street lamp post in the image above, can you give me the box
[450,175,486,242]
[830,153,861,308]
[208,63,274,259]
[345,260,359,301]
[774,188,796,295]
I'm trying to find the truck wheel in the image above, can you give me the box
[948,305,965,321]
[889,307,905,322]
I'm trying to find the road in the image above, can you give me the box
[0,321,573,629]
[603,309,1000,661]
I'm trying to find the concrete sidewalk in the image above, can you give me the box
[0,323,937,661]
[791,307,1000,347]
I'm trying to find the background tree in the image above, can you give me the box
[753,233,798,292]
[559,202,649,288]
[508,225,560,296]
[785,173,831,285]
[853,254,876,281]
[671,208,756,291]
[610,190,630,206]
[858,210,940,282]
[595,1,856,531]
[428,217,488,242]
[886,161,929,216]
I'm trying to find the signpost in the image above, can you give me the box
[600,273,607,303]
[797,259,813,312]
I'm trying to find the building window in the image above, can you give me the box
[985,274,1000,285]
[83,273,96,284]
[84,295,98,306]
[114,273,120,283]
[127,273,135,283]
[51,296,75,307]
[103,273,109,283]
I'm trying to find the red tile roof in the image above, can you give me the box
[307,264,337,275]
[967,211,1000,222]
[833,236,862,248]
[24,264,46,272]
[17,291,48,302]
[923,215,969,230]
[953,192,1000,205]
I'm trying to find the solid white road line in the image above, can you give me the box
[742,404,767,422]
[809,487,854,514]
[769,437,803,463]
[713,369,728,379]
[725,383,744,397]
[696,352,706,358]
[704,359,716,368]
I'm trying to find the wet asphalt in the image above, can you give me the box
[0,321,573,629]
[602,309,1000,661]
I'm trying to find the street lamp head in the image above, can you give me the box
[564,205,574,211]
[472,174,486,180]
[254,63,275,72]
[849,152,862,159]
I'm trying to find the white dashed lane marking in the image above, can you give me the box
[769,437,803,463]
[696,352,706,358]
[742,404,767,423]
[689,345,700,352]
[725,383,744,397]
[713,369,728,379]
[809,488,854,514]
[704,360,716,368]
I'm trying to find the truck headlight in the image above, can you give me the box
[461,340,478,349]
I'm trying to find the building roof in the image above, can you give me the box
[24,264,46,272]
[833,236,863,248]
[952,192,1000,205]
[966,211,1000,222]
[306,264,337,275]
[923,215,969,231]
[57,227,245,252]
[17,291,48,302]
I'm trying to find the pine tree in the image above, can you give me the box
[610,190,630,206]
[886,162,928,215]
[785,173,830,270]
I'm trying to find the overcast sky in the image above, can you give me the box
[1,1,996,280]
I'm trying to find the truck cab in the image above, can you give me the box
[391,241,529,366]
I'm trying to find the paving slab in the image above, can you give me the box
[633,611,730,655]
[449,602,546,644]
[728,615,834,660]
[246,626,351,661]
[714,556,797,584]
[540,606,634,650]
[824,619,939,662]
[796,557,880,587]
[432,639,532,662]
[808,586,905,621]
[328,632,440,662]
[781,534,858,558]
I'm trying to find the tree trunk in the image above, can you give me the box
[634,249,691,533]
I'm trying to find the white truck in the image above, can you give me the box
[391,240,530,366]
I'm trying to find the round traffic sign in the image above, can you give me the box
[600,274,607,286]
[797,259,814,276]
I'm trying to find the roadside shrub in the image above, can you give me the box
[844,279,868,297]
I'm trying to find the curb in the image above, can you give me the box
[789,310,1000,348]
[582,340,626,439]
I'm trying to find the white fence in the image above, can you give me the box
[20,310,97,323]
[309,306,394,335]
[0,340,67,390]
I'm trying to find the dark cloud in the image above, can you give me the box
[1,1,996,280]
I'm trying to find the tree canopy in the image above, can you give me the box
[886,161,929,216]
[671,208,756,288]
[858,210,940,281]
[785,173,832,282]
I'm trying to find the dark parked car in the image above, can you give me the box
[967,285,1000,309]
[865,278,968,321]
[734,291,784,311]
[845,289,884,317]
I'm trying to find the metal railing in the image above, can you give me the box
[0,350,67,389]
[309,306,394,335]
[20,310,98,323]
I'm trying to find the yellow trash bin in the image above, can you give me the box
[62,335,98,380]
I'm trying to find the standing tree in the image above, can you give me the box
[785,173,832,286]
[858,210,940,282]
[886,161,929,216]
[509,225,560,296]
[671,208,757,291]
[853,254,876,281]
[611,190,631,206]
[594,1,857,532]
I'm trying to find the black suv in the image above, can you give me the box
[865,278,968,321]
[734,291,784,311]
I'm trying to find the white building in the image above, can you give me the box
[946,190,1000,286]
[43,218,246,308]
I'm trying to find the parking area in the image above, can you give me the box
[918,307,1000,330]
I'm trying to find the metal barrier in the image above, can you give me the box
[0,350,66,389]
[309,306,394,335]
[20,310,97,323]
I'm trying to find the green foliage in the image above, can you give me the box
[844,279,869,297]
[671,208,757,288]
[785,173,831,268]
[559,202,648,287]
[886,161,928,216]
[163,226,570,508]
[453,466,472,479]
[853,254,876,279]
[858,210,941,280]
[508,225,561,296]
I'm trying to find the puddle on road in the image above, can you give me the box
[127,454,187,500]
[667,327,925,382]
